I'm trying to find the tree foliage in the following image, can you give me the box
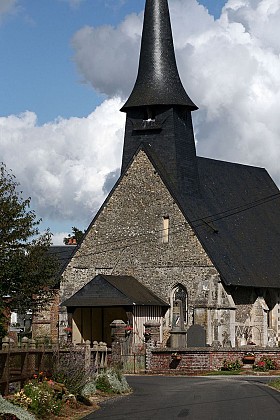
[63,226,85,245]
[0,163,58,322]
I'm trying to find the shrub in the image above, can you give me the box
[95,374,112,393]
[263,357,277,370]
[51,346,93,396]
[0,395,36,420]
[12,390,32,410]
[221,359,241,371]
[253,357,276,371]
[13,380,62,419]
[80,381,96,398]
[95,369,131,394]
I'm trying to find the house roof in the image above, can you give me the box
[121,0,197,112]
[62,275,170,308]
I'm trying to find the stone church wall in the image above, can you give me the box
[232,287,280,347]
[61,150,235,345]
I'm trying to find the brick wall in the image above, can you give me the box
[148,348,280,375]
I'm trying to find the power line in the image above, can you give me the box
[55,189,280,263]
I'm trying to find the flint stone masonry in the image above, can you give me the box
[60,150,234,342]
[61,151,217,300]
[60,149,280,347]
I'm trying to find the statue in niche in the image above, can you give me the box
[172,300,185,331]
[173,285,187,323]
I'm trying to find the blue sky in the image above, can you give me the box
[1,0,227,125]
[2,0,280,244]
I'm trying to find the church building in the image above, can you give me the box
[60,0,280,349]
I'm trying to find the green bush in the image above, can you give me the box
[253,357,276,371]
[221,359,241,371]
[13,380,62,419]
[80,381,97,398]
[95,375,112,393]
[95,369,131,394]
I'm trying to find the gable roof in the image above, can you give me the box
[62,275,170,308]
[62,145,280,290]
[49,245,77,276]
[147,146,280,289]
[189,157,280,288]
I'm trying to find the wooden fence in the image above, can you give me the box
[0,337,109,396]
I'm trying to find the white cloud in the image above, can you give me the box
[51,232,69,246]
[0,0,19,21]
[3,0,280,235]
[71,0,280,185]
[71,12,143,98]
[0,98,125,225]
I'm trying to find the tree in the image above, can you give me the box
[63,226,85,245]
[0,163,58,336]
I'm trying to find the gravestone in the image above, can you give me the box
[187,324,206,347]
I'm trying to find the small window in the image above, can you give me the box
[162,216,170,243]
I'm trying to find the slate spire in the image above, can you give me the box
[121,0,200,197]
[121,0,197,112]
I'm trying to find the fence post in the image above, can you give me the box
[110,320,126,367]
[104,343,108,369]
[28,339,36,377]
[92,341,99,372]
[21,337,29,351]
[21,337,29,388]
[1,337,10,396]
[36,339,45,373]
[84,340,91,373]
[99,342,107,371]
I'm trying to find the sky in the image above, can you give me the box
[1,0,280,245]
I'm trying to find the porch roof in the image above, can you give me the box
[61,274,169,308]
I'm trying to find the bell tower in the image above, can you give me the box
[121,0,200,196]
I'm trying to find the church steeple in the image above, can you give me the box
[121,0,197,112]
[121,0,200,197]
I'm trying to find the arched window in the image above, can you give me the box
[169,284,188,326]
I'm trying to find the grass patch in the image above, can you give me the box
[269,378,280,391]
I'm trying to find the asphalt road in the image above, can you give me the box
[84,375,280,420]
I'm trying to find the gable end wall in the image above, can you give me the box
[61,150,235,344]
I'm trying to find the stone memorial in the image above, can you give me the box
[187,324,206,348]
[169,300,186,348]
